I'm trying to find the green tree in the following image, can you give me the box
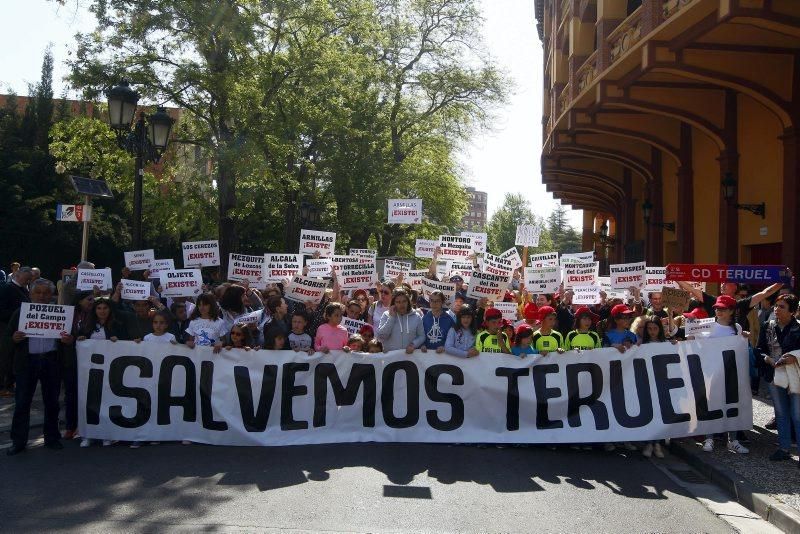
[486,193,553,257]
[547,205,582,254]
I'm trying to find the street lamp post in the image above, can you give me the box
[106,80,174,249]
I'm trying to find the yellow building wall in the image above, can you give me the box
[737,94,783,248]
[692,131,720,263]
[632,176,646,243]
[661,156,679,264]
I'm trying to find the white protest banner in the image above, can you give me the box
[56,203,91,222]
[233,310,263,327]
[686,318,716,338]
[77,336,753,445]
[19,302,74,338]
[467,271,507,301]
[265,254,303,283]
[461,232,487,254]
[610,262,647,289]
[384,260,411,280]
[121,279,151,301]
[124,249,155,271]
[148,259,175,278]
[480,253,514,282]
[405,269,428,292]
[499,247,523,270]
[421,278,456,307]
[76,268,112,291]
[415,239,437,259]
[227,254,266,288]
[573,286,601,305]
[306,258,332,278]
[515,224,541,247]
[530,252,559,268]
[285,275,328,303]
[438,235,474,261]
[560,251,594,266]
[343,317,368,335]
[388,199,422,224]
[492,302,518,321]
[339,262,378,290]
[644,267,678,293]
[564,262,599,289]
[182,240,221,268]
[524,266,561,294]
[159,269,203,298]
[349,249,377,263]
[299,229,336,257]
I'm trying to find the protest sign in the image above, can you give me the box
[480,253,514,282]
[56,203,90,222]
[299,229,337,257]
[76,268,112,291]
[343,317,368,335]
[159,269,203,297]
[449,261,474,283]
[435,261,450,281]
[415,239,437,259]
[121,279,151,301]
[492,302,518,321]
[339,262,378,290]
[182,240,221,268]
[686,318,716,338]
[461,232,487,254]
[285,275,328,303]
[530,252,559,268]
[306,258,332,278]
[564,262,599,289]
[609,262,646,289]
[227,254,266,288]
[265,254,303,283]
[665,264,792,285]
[233,310,263,327]
[405,269,427,292]
[124,249,154,271]
[524,266,561,294]
[388,199,422,224]
[644,267,677,293]
[349,249,377,263]
[19,302,74,339]
[438,235,474,261]
[466,271,507,301]
[573,286,601,305]
[661,287,691,311]
[498,247,523,270]
[384,260,411,280]
[148,259,175,278]
[421,278,456,307]
[598,276,628,300]
[515,224,541,247]
[77,336,753,445]
[560,251,594,266]
[331,255,361,273]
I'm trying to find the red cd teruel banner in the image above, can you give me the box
[665,264,792,285]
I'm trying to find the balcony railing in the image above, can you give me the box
[608,6,643,64]
[576,51,598,92]
[558,83,571,116]
[663,0,692,19]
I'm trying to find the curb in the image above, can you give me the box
[669,439,800,534]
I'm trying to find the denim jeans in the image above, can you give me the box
[10,352,61,447]
[768,382,800,451]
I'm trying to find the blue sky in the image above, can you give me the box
[0,0,582,229]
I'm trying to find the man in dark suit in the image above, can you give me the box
[5,278,73,455]
[0,266,33,396]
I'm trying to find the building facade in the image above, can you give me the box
[462,186,488,231]
[537,0,800,284]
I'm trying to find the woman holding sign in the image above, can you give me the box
[378,289,425,353]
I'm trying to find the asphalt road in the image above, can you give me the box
[0,437,738,533]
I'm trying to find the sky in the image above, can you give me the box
[0,0,582,229]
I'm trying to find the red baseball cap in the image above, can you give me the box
[574,306,600,324]
[538,305,556,322]
[683,307,709,320]
[503,291,516,302]
[712,295,737,309]
[484,308,503,321]
[523,302,538,321]
[611,304,634,317]
[515,323,534,338]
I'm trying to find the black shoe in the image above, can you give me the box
[765,417,777,430]
[44,440,63,451]
[6,444,25,456]
[769,448,790,461]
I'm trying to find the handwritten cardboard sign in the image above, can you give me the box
[515,224,541,247]
[661,286,691,311]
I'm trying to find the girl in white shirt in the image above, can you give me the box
[185,293,226,353]
[142,311,177,344]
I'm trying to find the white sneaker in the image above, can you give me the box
[603,443,616,452]
[129,441,141,449]
[623,442,637,451]
[79,438,91,448]
[653,443,665,458]
[642,443,653,458]
[728,440,749,454]
[702,438,714,452]
[181,440,191,445]
[102,440,113,447]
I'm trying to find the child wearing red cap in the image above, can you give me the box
[531,306,565,355]
[475,307,511,353]
[602,304,638,353]
[511,324,538,358]
[565,307,601,351]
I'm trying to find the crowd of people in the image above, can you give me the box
[0,253,798,466]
